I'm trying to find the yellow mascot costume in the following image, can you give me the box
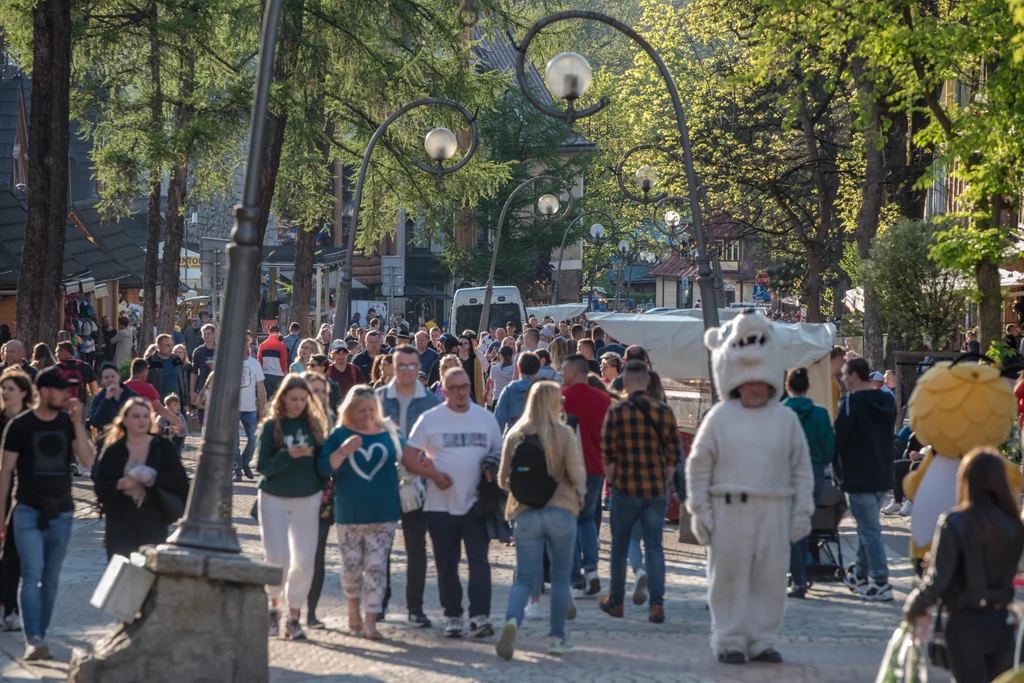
[904,360,1022,570]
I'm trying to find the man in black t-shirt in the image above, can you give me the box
[0,367,94,661]
[54,341,97,402]
[190,324,216,421]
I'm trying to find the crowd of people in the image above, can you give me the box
[3,307,1024,681]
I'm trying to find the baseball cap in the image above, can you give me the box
[36,366,79,390]
[868,371,885,382]
[330,339,346,353]
[269,324,280,333]
[489,322,499,330]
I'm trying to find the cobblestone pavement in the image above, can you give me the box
[0,436,951,682]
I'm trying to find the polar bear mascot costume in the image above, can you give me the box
[903,358,1021,573]
[686,309,815,665]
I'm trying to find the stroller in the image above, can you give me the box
[805,476,848,584]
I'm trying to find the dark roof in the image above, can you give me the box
[0,185,144,286]
[648,253,697,280]
[473,26,593,151]
[68,199,149,287]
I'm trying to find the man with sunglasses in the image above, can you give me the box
[402,368,502,639]
[377,345,441,627]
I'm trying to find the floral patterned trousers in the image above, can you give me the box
[336,522,396,614]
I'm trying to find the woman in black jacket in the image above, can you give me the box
[94,398,191,560]
[904,448,1024,683]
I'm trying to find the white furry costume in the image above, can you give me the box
[685,311,815,658]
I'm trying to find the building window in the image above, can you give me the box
[718,240,739,262]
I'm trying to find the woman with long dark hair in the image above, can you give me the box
[904,448,1024,683]
[29,344,55,373]
[93,398,190,560]
[0,369,34,631]
[255,374,328,641]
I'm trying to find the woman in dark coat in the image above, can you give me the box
[94,398,191,559]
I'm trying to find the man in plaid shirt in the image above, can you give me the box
[599,359,681,623]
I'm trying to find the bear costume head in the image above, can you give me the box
[704,309,784,399]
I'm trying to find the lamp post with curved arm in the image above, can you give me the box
[584,223,626,312]
[514,11,720,336]
[332,98,479,342]
[478,175,574,333]
[552,209,615,305]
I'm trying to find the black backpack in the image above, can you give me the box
[509,434,558,509]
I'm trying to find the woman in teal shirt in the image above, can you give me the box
[255,374,328,641]
[318,385,401,640]
[783,367,835,599]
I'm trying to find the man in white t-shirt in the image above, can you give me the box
[235,339,267,482]
[403,367,503,639]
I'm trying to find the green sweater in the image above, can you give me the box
[255,418,324,498]
[783,397,835,469]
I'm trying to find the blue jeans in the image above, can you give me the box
[571,475,604,587]
[506,507,576,638]
[847,491,889,583]
[789,466,826,588]
[628,522,644,571]
[609,490,667,607]
[13,506,73,639]
[234,410,259,476]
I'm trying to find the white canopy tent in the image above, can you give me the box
[527,303,589,321]
[589,310,837,426]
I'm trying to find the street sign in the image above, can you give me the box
[752,284,770,301]
[755,271,770,286]
[380,255,404,297]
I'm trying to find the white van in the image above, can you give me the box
[449,286,527,334]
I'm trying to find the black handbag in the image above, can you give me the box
[155,488,186,526]
[928,608,951,670]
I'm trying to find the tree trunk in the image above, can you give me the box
[977,257,1001,350]
[247,0,303,333]
[804,243,823,323]
[159,161,187,335]
[853,57,885,371]
[15,0,71,347]
[140,3,162,352]
[290,119,329,339]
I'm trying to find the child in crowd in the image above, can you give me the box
[160,393,188,456]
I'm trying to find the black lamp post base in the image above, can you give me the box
[167,520,242,555]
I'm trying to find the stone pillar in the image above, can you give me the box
[69,545,281,683]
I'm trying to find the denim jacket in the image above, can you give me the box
[375,380,441,437]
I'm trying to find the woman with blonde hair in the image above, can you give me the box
[496,381,586,660]
[290,339,322,374]
[30,343,55,373]
[317,385,401,640]
[254,374,328,641]
[93,398,190,560]
[548,337,570,372]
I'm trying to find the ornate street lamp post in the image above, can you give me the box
[478,175,574,333]
[584,222,626,312]
[552,209,615,305]
[168,0,284,552]
[514,11,720,336]
[331,99,479,342]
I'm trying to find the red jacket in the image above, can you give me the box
[1016,381,1024,424]
[258,335,288,376]
[562,383,612,476]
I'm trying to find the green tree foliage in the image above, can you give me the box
[860,219,965,352]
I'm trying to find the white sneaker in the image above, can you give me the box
[2,613,20,632]
[632,568,649,605]
[548,636,575,655]
[899,500,913,516]
[444,616,464,637]
[495,618,517,660]
[524,601,546,621]
[880,500,901,515]
[469,616,494,638]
